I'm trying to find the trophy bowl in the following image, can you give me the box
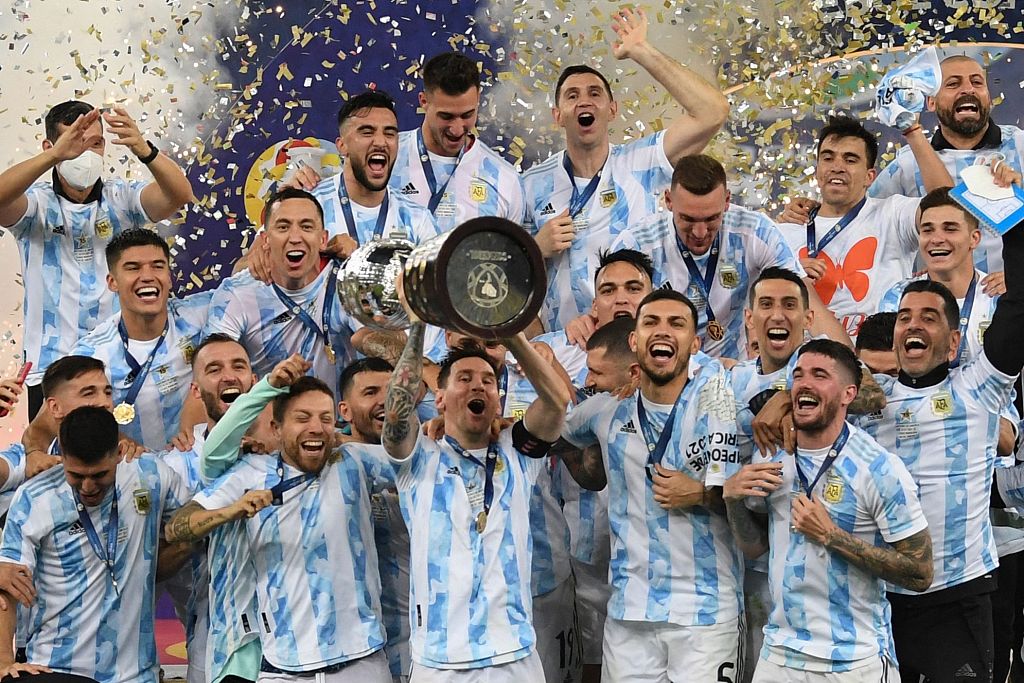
[336,236,414,331]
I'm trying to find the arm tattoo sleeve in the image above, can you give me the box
[849,367,886,415]
[552,440,606,491]
[359,331,407,365]
[823,527,933,592]
[725,499,770,557]
[166,500,236,543]
[382,322,425,455]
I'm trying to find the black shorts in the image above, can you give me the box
[888,573,996,683]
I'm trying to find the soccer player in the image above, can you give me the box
[855,313,899,377]
[167,354,392,681]
[855,172,1024,681]
[522,8,729,331]
[0,406,190,683]
[381,303,572,678]
[776,116,953,339]
[724,339,932,681]
[0,101,193,419]
[66,228,211,450]
[610,155,844,359]
[206,188,357,387]
[559,289,743,682]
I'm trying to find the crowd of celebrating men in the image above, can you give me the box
[0,6,1023,683]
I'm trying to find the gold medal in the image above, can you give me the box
[113,402,136,425]
[707,320,725,341]
[325,343,336,365]
[476,510,488,534]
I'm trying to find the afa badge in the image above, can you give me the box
[823,478,844,504]
[94,218,113,240]
[979,320,990,344]
[469,181,488,203]
[719,264,740,289]
[931,391,953,418]
[133,489,151,515]
[494,456,505,474]
[599,189,617,208]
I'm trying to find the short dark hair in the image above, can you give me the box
[855,312,897,352]
[422,52,480,95]
[59,406,119,463]
[586,316,636,358]
[817,115,879,168]
[42,356,106,399]
[798,338,862,390]
[272,376,335,424]
[635,289,700,330]
[437,344,498,389]
[671,154,728,195]
[264,187,325,228]
[45,101,95,143]
[900,280,960,330]
[919,186,979,231]
[748,266,809,308]
[106,227,170,270]
[594,249,654,287]
[337,90,397,129]
[339,357,395,399]
[554,65,613,104]
[191,333,248,368]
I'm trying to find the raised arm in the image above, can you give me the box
[612,8,729,163]
[981,167,1024,376]
[552,440,607,491]
[165,492,271,543]
[382,322,426,461]
[505,333,572,442]
[901,122,954,193]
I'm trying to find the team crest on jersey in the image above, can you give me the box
[896,407,919,439]
[94,218,113,240]
[494,456,505,474]
[178,339,196,364]
[719,264,740,289]
[931,391,953,418]
[823,475,844,504]
[599,189,617,208]
[133,488,151,514]
[979,320,991,344]
[469,181,488,203]
[770,378,788,391]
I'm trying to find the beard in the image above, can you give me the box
[349,156,391,192]
[638,355,687,386]
[199,388,227,423]
[793,395,841,435]
[935,94,990,137]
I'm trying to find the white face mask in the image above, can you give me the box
[56,150,103,191]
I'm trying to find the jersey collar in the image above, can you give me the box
[897,361,950,389]
[930,119,1001,152]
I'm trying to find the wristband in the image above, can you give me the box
[137,140,159,165]
[901,124,922,137]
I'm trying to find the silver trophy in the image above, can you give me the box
[337,217,546,339]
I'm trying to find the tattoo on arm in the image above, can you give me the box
[823,527,933,592]
[555,441,606,491]
[382,323,425,457]
[166,501,233,543]
[725,499,770,558]
[849,367,886,414]
[359,331,406,365]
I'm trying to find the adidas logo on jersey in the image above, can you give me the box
[620,420,637,434]
[67,521,86,536]
[539,202,556,216]
[446,466,461,476]
[400,182,419,196]
[271,311,293,325]
[52,225,67,236]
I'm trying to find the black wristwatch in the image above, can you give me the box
[137,140,159,165]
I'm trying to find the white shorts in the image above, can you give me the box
[409,651,544,682]
[571,558,610,666]
[533,577,582,682]
[602,617,741,683]
[256,650,391,683]
[752,656,894,682]
[742,570,770,683]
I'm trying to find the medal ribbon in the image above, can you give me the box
[74,489,119,595]
[635,390,683,469]
[445,436,498,522]
[270,455,317,505]
[416,129,468,214]
[270,261,341,354]
[337,177,390,241]
[561,153,604,219]
[948,273,978,369]
[675,232,722,331]
[498,365,508,413]
[794,423,850,496]
[117,319,169,406]
[805,197,867,258]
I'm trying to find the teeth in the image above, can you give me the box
[220,387,241,403]
[928,249,951,257]
[796,395,819,408]
[828,178,846,184]
[905,336,927,350]
[650,343,674,358]
[136,287,158,297]
[301,440,324,449]
[578,113,595,126]
[372,409,385,421]
[368,154,387,164]
[767,328,789,340]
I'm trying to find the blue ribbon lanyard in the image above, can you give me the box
[270,455,316,505]
[74,490,119,595]
[561,154,604,219]
[445,436,498,519]
[416,129,467,214]
[675,232,722,327]
[948,274,977,369]
[805,197,867,258]
[795,423,850,496]
[117,319,169,406]
[337,178,391,241]
[270,260,341,352]
[635,390,682,479]
[498,365,508,413]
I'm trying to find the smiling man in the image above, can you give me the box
[522,7,729,331]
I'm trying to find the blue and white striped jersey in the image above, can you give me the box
[529,330,588,387]
[523,133,674,331]
[193,447,388,671]
[868,124,1024,273]
[856,351,1015,594]
[730,355,798,471]
[756,425,927,672]
[5,179,151,386]
[393,430,545,669]
[311,180,440,244]
[389,131,526,232]
[205,266,355,390]
[0,443,28,517]
[611,206,805,359]
[0,456,187,683]
[561,361,743,626]
[72,293,212,450]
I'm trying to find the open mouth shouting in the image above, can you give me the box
[577,111,596,131]
[793,391,821,421]
[371,406,386,424]
[285,249,306,266]
[300,438,325,455]
[953,95,982,119]
[764,327,791,350]
[647,340,677,367]
[219,386,242,404]
[902,335,929,360]
[134,286,160,303]
[366,152,389,177]
[826,175,848,187]
[467,398,487,416]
